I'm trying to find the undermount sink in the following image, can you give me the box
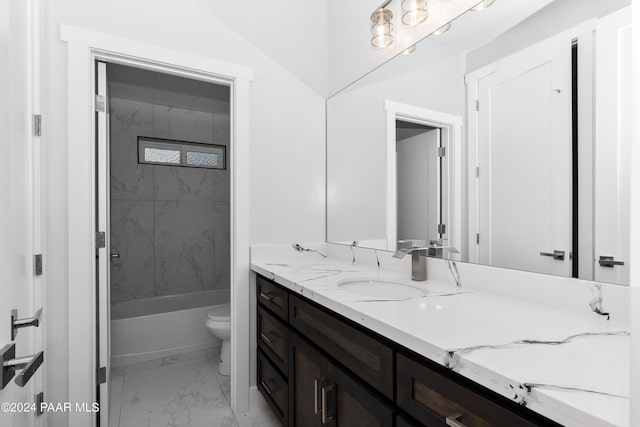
[337,278,427,299]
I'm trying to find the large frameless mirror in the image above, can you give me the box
[326,0,632,285]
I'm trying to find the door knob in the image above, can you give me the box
[599,256,624,268]
[539,250,565,260]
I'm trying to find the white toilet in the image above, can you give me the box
[205,303,231,376]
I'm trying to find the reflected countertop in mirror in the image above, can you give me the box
[326,0,632,285]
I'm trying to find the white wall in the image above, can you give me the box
[327,54,465,244]
[466,0,631,73]
[42,1,326,424]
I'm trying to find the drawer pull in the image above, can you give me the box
[321,383,335,424]
[314,379,321,414]
[261,380,273,396]
[260,332,273,344]
[259,292,273,302]
[446,413,466,427]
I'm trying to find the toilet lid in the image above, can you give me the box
[207,303,231,321]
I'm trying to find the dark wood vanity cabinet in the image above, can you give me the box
[290,332,394,427]
[255,274,559,427]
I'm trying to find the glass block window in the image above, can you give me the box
[144,147,181,164]
[138,137,226,170]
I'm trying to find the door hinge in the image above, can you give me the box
[35,392,44,416]
[476,233,480,244]
[96,232,106,249]
[34,254,43,276]
[33,115,42,137]
[438,224,446,234]
[95,94,106,113]
[437,147,446,157]
[97,367,107,385]
[476,166,480,178]
[475,100,479,111]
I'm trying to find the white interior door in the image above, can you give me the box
[396,128,440,245]
[95,61,111,426]
[594,7,631,285]
[0,1,44,426]
[476,36,573,277]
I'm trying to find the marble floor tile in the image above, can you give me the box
[118,353,237,427]
[205,347,231,403]
[234,393,281,427]
[111,350,279,427]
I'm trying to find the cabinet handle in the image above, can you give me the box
[321,384,335,424]
[259,292,273,302]
[446,413,467,427]
[314,379,320,414]
[260,380,273,396]
[260,332,273,344]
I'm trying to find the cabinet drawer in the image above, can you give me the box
[257,275,289,321]
[257,305,288,374]
[258,349,288,426]
[397,353,540,427]
[289,294,394,399]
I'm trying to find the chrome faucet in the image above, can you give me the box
[393,245,429,282]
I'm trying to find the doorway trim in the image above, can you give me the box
[384,100,463,258]
[61,25,253,427]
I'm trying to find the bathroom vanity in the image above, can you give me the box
[251,245,629,427]
[256,274,559,426]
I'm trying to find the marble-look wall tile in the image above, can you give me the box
[110,201,155,303]
[212,170,230,202]
[153,105,214,144]
[110,98,154,200]
[213,202,231,290]
[111,96,230,302]
[213,114,230,146]
[154,166,215,202]
[154,201,215,296]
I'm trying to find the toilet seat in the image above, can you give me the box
[207,303,230,322]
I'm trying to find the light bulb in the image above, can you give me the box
[471,0,495,11]
[432,22,451,36]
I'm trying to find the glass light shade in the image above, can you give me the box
[371,9,394,48]
[432,22,451,36]
[401,45,416,55]
[471,0,495,11]
[401,0,428,26]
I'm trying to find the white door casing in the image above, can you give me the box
[0,0,45,426]
[60,26,252,427]
[95,61,110,427]
[384,100,463,258]
[594,7,632,285]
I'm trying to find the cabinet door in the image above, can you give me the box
[327,363,394,427]
[290,333,327,427]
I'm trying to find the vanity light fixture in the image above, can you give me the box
[401,0,428,27]
[371,7,395,48]
[471,0,495,11]
[432,22,451,35]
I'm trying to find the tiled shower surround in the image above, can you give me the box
[109,97,230,303]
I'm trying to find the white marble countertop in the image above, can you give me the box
[251,245,630,427]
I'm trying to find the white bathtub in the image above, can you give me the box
[110,289,230,367]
